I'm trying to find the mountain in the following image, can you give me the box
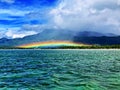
[76,31,116,37]
[0,29,76,47]
[73,31,120,45]
[0,30,119,47]
[76,31,104,37]
[73,36,120,45]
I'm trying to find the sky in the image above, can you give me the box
[0,0,120,38]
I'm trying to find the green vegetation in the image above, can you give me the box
[0,46,22,49]
[58,45,120,49]
[1,45,120,49]
[46,45,120,49]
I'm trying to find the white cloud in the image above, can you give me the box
[6,29,37,38]
[21,24,48,32]
[0,0,15,4]
[117,0,120,5]
[1,0,120,39]
[49,0,120,34]
[0,30,6,38]
[0,9,30,16]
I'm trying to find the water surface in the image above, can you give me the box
[0,49,120,90]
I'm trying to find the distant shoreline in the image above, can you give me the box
[0,48,120,50]
[1,45,120,49]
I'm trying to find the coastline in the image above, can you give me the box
[0,48,120,50]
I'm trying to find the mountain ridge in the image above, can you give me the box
[0,30,119,47]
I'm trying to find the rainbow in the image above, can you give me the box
[17,41,89,48]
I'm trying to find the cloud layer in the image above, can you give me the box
[0,0,120,38]
[49,0,120,34]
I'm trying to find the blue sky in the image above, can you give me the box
[0,0,59,38]
[0,0,120,38]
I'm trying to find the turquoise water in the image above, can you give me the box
[0,49,120,90]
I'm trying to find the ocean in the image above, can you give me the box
[0,49,119,90]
